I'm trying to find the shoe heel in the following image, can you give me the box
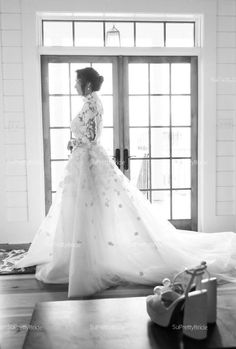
[183,290,208,340]
[201,277,217,324]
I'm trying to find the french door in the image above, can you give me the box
[41,55,198,230]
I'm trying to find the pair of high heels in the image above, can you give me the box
[146,261,217,340]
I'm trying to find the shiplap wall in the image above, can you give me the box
[216,0,236,215]
[0,0,236,239]
[0,0,28,222]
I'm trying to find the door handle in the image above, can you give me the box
[124,148,129,170]
[113,148,120,168]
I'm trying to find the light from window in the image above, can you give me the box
[136,23,164,47]
[166,23,195,47]
[105,22,134,47]
[75,22,104,47]
[43,21,73,46]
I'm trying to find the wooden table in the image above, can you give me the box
[23,286,236,349]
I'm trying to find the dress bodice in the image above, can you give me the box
[70,92,103,148]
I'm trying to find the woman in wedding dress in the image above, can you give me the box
[13,67,236,298]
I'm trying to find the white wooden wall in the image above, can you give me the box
[0,0,28,227]
[216,0,236,216]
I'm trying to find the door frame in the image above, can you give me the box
[41,54,198,231]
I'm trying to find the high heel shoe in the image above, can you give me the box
[160,261,217,324]
[195,261,217,324]
[182,263,208,340]
[146,291,185,327]
[146,262,209,340]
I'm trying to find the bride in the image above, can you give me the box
[13,67,236,298]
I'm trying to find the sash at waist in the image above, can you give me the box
[72,141,100,152]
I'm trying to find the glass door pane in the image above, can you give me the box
[124,57,197,230]
[42,56,118,212]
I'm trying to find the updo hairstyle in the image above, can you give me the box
[76,67,104,95]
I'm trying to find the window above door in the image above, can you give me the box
[41,18,200,48]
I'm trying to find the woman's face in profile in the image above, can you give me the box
[75,78,83,96]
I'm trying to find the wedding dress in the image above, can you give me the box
[13,92,236,298]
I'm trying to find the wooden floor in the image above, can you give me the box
[0,272,155,349]
[1,245,236,348]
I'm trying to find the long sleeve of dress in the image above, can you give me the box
[70,93,103,148]
[82,100,97,142]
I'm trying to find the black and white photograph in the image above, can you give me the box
[0,0,236,348]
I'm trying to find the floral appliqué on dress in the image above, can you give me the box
[70,92,103,149]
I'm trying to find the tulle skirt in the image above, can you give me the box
[14,143,236,297]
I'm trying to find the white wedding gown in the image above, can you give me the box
[13,92,236,298]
